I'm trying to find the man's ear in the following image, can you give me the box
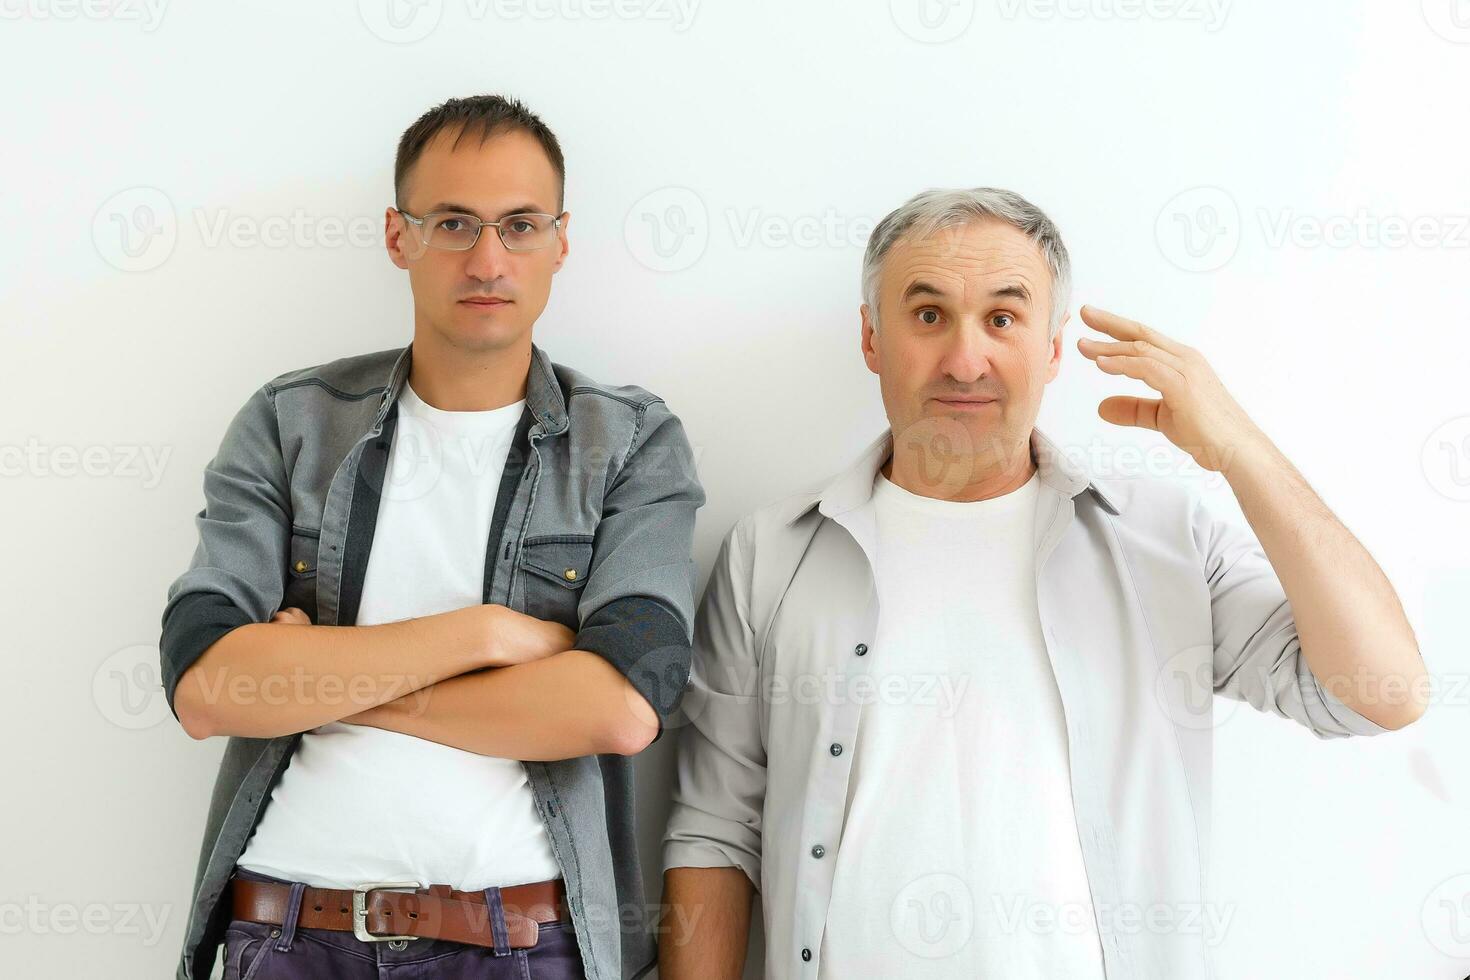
[1045,309,1069,383]
[552,210,570,273]
[384,207,411,271]
[860,304,880,376]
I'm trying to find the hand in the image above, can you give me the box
[1076,304,1267,473]
[270,607,312,625]
[479,604,577,668]
[341,607,574,728]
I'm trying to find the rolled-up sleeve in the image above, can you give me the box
[573,399,705,743]
[1197,499,1390,739]
[158,384,292,720]
[662,518,766,890]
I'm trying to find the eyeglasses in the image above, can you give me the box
[394,208,563,253]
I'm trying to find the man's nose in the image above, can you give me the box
[464,225,512,282]
[939,320,995,384]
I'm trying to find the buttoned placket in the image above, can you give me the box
[788,504,879,974]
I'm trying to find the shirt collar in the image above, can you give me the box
[371,341,569,435]
[787,424,1120,526]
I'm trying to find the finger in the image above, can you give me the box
[1092,353,1184,396]
[1078,305,1185,356]
[1076,337,1186,373]
[1098,395,1162,431]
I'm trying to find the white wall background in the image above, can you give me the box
[3,1,1469,977]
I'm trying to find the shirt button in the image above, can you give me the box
[563,568,578,581]
[294,560,308,573]
[811,844,826,858]
[801,947,812,962]
[854,643,868,656]
[829,743,842,756]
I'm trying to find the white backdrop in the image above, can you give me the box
[4,1,1470,977]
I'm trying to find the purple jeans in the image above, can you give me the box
[223,868,587,980]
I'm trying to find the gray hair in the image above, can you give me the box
[861,187,1071,340]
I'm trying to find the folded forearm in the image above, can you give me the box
[659,866,753,980]
[348,649,659,760]
[174,606,490,739]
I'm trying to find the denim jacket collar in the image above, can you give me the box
[370,341,571,436]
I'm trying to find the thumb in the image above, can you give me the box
[1098,395,1162,431]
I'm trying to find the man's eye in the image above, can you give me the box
[917,309,941,325]
[993,313,1014,329]
[439,218,465,232]
[509,220,534,234]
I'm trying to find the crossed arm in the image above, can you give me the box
[340,640,660,760]
[166,387,700,761]
[173,602,659,758]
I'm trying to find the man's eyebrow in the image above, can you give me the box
[991,282,1032,304]
[901,280,950,302]
[900,279,1034,305]
[422,202,552,219]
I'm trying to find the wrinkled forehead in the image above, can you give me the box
[881,219,1052,311]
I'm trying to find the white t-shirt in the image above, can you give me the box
[238,382,562,891]
[818,469,1106,979]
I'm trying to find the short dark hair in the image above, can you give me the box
[394,94,566,211]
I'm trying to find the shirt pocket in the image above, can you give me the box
[283,525,320,621]
[518,534,594,629]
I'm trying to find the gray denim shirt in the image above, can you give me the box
[159,342,704,980]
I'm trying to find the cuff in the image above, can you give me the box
[159,592,253,720]
[574,596,692,743]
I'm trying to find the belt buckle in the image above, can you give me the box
[351,881,423,943]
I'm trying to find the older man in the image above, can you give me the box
[658,187,1425,979]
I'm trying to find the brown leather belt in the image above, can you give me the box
[230,875,570,949]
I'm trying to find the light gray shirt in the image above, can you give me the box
[663,426,1388,980]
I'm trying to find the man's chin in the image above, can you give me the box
[906,404,1017,453]
[433,309,529,350]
